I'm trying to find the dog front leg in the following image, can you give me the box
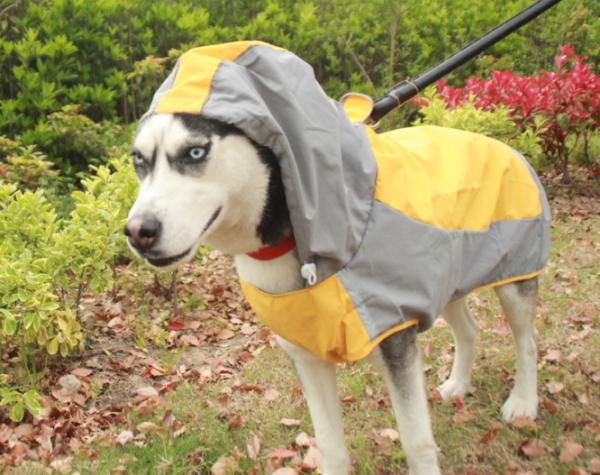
[369,328,441,475]
[277,336,351,475]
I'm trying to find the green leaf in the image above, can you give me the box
[40,301,59,311]
[9,400,24,422]
[47,337,59,355]
[0,308,15,320]
[4,318,17,335]
[0,393,20,405]
[23,391,42,417]
[18,288,27,302]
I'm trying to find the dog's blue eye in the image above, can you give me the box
[132,153,144,166]
[188,147,206,161]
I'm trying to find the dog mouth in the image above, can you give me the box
[146,247,192,268]
[143,206,222,268]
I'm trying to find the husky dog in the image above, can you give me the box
[125,42,549,475]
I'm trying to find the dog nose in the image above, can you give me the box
[124,216,161,252]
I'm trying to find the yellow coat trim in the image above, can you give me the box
[156,41,283,115]
[471,268,544,294]
[241,276,415,363]
[363,126,542,231]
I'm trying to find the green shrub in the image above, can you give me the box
[0,154,137,421]
[413,92,546,168]
[21,104,129,180]
[0,136,58,189]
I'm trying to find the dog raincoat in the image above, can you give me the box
[144,41,551,363]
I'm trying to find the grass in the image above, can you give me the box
[10,196,600,475]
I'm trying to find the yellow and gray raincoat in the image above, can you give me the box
[145,41,551,363]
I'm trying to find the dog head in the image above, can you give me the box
[125,113,290,270]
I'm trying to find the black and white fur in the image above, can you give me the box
[125,113,540,475]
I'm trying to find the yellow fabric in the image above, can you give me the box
[341,94,373,124]
[156,41,283,115]
[241,276,416,363]
[361,126,542,231]
[470,268,544,295]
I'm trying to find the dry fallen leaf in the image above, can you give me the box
[279,419,301,427]
[71,368,93,378]
[379,428,400,442]
[520,439,545,458]
[586,423,600,434]
[263,389,281,402]
[589,458,600,473]
[437,365,449,382]
[268,448,299,458]
[303,446,323,472]
[134,386,159,400]
[210,456,237,475]
[247,435,261,460]
[115,430,134,446]
[565,351,579,363]
[216,329,235,340]
[543,350,562,363]
[14,423,34,439]
[559,441,584,463]
[546,381,565,395]
[479,428,498,445]
[296,432,311,448]
[542,399,558,414]
[512,416,538,429]
[454,410,475,426]
[49,456,73,474]
[228,414,242,431]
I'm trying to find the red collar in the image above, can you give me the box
[246,235,296,261]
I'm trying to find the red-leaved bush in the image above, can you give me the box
[414,46,600,183]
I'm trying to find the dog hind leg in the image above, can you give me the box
[494,277,539,421]
[277,336,351,475]
[370,327,441,475]
[436,297,479,401]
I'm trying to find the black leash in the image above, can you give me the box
[369,0,564,123]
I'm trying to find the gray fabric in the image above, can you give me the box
[201,45,377,278]
[338,200,549,338]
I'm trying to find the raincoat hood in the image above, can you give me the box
[145,41,377,278]
[145,41,551,363]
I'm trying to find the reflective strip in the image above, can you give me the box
[367,126,543,231]
[241,276,414,363]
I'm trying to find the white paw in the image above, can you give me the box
[500,393,538,421]
[436,378,470,402]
